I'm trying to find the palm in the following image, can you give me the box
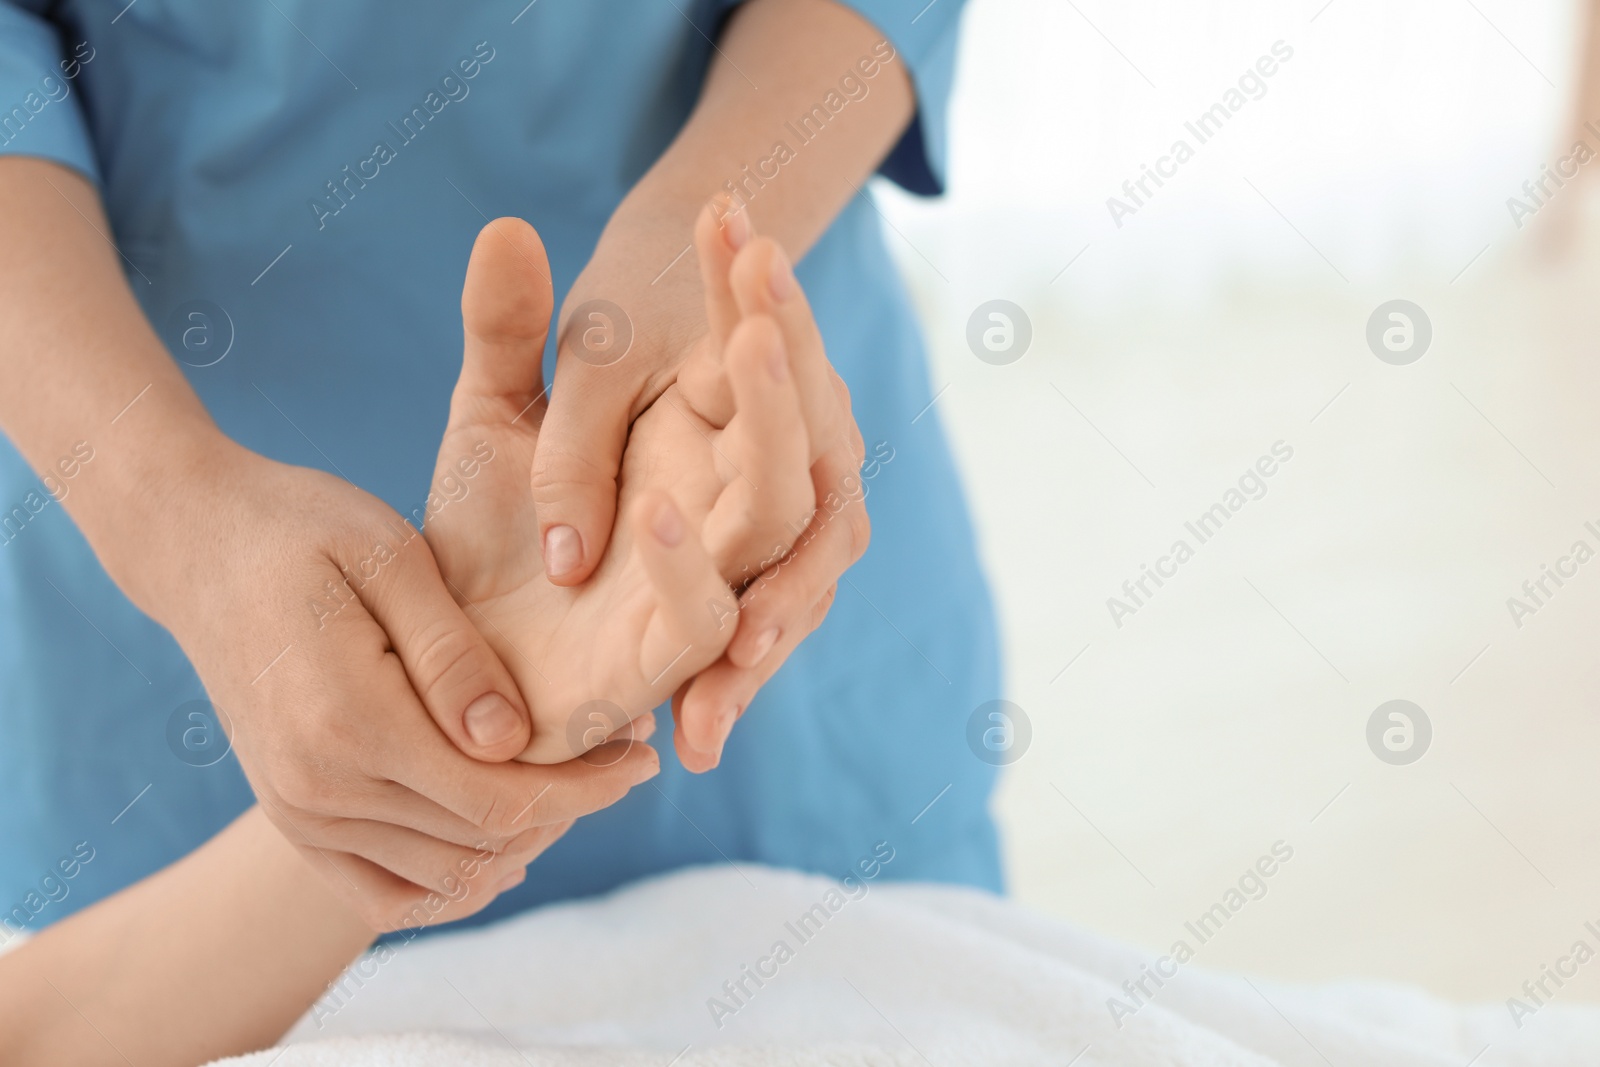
[429,387,736,762]
[423,217,812,764]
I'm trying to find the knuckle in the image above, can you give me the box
[405,619,485,706]
[529,446,616,502]
[472,789,528,839]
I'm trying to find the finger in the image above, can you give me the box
[633,491,740,684]
[350,779,565,851]
[455,820,574,914]
[529,365,629,585]
[726,237,841,462]
[701,315,815,580]
[386,730,659,835]
[453,217,553,413]
[262,796,533,931]
[725,438,869,669]
[353,537,532,762]
[603,709,657,747]
[698,195,746,351]
[673,586,835,773]
[293,828,561,934]
[673,431,866,769]
[675,196,747,424]
[305,816,556,895]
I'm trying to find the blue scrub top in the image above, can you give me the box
[0,0,1000,932]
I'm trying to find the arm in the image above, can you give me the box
[0,157,655,925]
[559,0,914,387]
[0,781,590,1067]
[533,0,896,764]
[0,809,374,1067]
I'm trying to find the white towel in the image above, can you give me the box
[213,865,1600,1066]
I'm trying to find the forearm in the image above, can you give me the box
[567,0,913,367]
[0,808,372,1067]
[0,156,238,625]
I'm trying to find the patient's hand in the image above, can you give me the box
[425,214,826,764]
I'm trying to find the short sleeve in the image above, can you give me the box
[834,0,966,196]
[0,2,101,184]
[710,0,968,197]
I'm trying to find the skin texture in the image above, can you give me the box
[534,0,902,768]
[0,203,841,1065]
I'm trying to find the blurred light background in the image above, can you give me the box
[877,0,1600,1004]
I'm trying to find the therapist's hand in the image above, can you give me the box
[525,0,912,767]
[534,201,869,770]
[148,446,659,930]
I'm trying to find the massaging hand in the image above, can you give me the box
[152,446,660,930]
[531,202,870,771]
[426,210,836,766]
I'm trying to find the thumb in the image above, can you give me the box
[530,314,632,586]
[355,531,532,762]
[456,217,553,407]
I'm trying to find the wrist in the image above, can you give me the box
[83,415,259,630]
[562,208,708,414]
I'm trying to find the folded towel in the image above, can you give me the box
[213,865,1600,1066]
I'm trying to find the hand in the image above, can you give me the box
[424,214,823,765]
[533,200,870,770]
[151,444,659,931]
[670,205,871,771]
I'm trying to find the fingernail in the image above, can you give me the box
[494,869,526,893]
[652,499,684,547]
[464,693,521,747]
[768,248,794,302]
[718,703,741,741]
[544,525,582,578]
[723,206,751,250]
[747,627,780,664]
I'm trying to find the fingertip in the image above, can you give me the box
[700,194,750,253]
[629,710,658,745]
[543,524,584,581]
[676,684,726,757]
[767,245,794,303]
[464,217,552,335]
[674,727,717,774]
[463,692,532,760]
[626,742,662,783]
[729,237,786,313]
[729,625,780,669]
